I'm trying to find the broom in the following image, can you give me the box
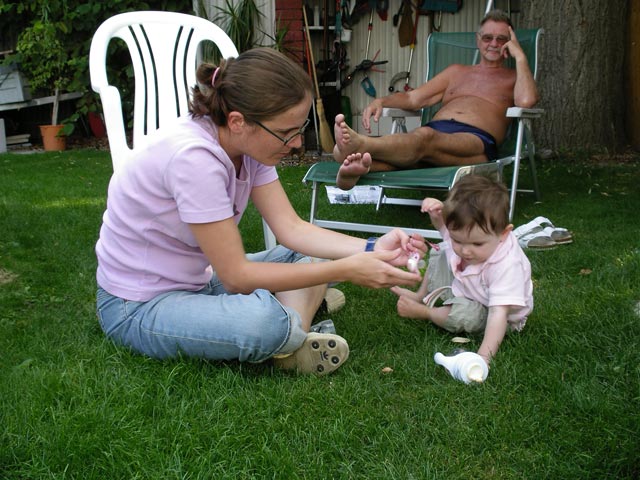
[302,6,334,154]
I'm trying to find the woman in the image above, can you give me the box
[96,48,425,376]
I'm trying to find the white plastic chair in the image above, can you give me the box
[89,11,276,248]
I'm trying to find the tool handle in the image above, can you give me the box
[302,7,321,99]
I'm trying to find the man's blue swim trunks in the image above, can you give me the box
[425,119,498,161]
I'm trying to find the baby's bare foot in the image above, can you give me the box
[336,152,372,190]
[396,296,430,319]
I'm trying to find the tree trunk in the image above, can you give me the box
[625,0,640,150]
[519,0,628,152]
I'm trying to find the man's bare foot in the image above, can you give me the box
[336,152,372,190]
[333,113,364,164]
[390,285,423,302]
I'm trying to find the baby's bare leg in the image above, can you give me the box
[396,295,452,327]
[425,305,452,328]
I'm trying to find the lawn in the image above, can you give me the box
[0,149,638,479]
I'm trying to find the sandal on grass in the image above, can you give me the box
[273,333,349,376]
[514,216,573,244]
[541,226,573,244]
[517,231,556,250]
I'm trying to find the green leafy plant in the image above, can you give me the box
[269,16,294,55]
[195,0,294,65]
[11,9,73,127]
[1,0,196,136]
[212,0,263,53]
[14,21,70,95]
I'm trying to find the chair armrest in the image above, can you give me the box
[382,108,422,118]
[506,107,544,119]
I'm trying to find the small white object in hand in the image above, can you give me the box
[406,252,425,273]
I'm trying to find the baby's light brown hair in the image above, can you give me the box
[442,175,510,235]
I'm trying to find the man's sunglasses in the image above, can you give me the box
[478,34,510,45]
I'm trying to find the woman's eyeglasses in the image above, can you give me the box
[254,118,310,146]
[478,34,510,45]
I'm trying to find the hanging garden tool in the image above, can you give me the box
[388,70,408,93]
[402,9,424,91]
[360,50,385,96]
[361,10,378,96]
[376,0,388,21]
[341,48,387,94]
[397,0,414,47]
[341,9,387,97]
[303,24,320,150]
[302,6,334,153]
[391,0,403,26]
[392,6,422,92]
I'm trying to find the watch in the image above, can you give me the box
[365,237,378,252]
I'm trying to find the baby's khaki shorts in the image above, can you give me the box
[425,245,488,334]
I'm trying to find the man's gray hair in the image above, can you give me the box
[480,9,513,29]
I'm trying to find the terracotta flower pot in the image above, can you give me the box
[39,124,66,151]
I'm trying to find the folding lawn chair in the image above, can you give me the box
[302,28,544,240]
[89,11,277,248]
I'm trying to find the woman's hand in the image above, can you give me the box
[374,229,428,267]
[344,249,423,288]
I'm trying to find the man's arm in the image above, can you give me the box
[504,26,539,108]
[361,67,454,132]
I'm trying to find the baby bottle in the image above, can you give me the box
[434,351,489,384]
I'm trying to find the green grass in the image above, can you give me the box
[1,150,639,479]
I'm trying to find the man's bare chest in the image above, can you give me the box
[443,68,515,105]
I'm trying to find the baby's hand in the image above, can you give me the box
[420,198,444,233]
[421,197,443,215]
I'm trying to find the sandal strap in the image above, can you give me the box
[422,286,453,307]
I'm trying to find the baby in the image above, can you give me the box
[392,174,533,364]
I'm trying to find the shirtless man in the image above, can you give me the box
[334,9,539,190]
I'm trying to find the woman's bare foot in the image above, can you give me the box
[333,114,364,164]
[336,152,372,190]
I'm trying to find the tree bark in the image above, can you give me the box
[519,0,628,152]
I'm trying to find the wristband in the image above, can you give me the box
[365,237,377,252]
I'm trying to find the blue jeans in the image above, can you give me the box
[96,246,308,362]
